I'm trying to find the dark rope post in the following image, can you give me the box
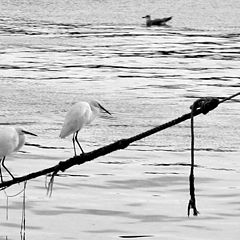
[187,96,225,216]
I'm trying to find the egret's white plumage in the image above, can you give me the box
[0,126,37,182]
[60,100,111,156]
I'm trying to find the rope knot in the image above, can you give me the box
[190,97,219,115]
[58,160,68,172]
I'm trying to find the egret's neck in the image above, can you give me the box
[90,105,100,114]
[89,105,100,123]
[14,134,25,152]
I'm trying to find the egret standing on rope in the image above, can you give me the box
[0,126,37,182]
[60,100,111,156]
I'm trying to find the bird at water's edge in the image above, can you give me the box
[142,15,172,27]
[0,126,37,182]
[59,100,111,156]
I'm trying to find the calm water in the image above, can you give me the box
[0,0,239,239]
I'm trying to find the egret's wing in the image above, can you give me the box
[0,127,19,156]
[60,103,91,138]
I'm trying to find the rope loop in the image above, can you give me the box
[190,97,219,115]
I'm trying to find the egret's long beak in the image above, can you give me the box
[99,104,111,115]
[22,130,38,136]
[142,16,146,18]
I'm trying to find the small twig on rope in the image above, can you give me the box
[0,92,239,191]
[46,169,58,197]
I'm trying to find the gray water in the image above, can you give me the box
[0,0,239,239]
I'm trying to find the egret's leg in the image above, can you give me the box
[1,156,15,180]
[75,131,84,154]
[0,157,3,182]
[72,133,77,156]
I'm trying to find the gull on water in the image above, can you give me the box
[142,15,172,27]
[0,126,37,182]
[59,100,111,156]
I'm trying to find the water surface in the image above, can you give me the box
[0,0,239,239]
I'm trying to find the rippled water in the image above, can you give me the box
[0,0,239,239]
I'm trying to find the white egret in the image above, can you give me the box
[60,100,111,156]
[0,126,37,182]
[142,15,172,27]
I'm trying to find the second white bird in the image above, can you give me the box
[60,100,111,156]
[0,126,37,182]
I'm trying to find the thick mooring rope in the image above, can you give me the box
[0,92,239,192]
